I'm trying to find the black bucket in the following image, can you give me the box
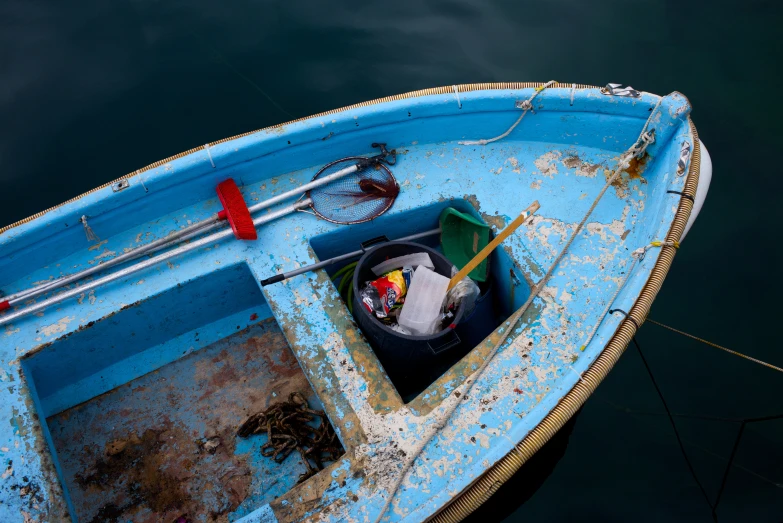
[455,286,495,349]
[352,242,465,391]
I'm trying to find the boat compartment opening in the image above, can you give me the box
[21,264,344,523]
[310,199,533,401]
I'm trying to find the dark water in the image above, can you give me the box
[1,1,781,521]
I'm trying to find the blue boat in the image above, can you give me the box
[0,82,710,523]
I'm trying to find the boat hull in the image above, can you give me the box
[0,83,702,522]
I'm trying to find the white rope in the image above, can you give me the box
[569,365,587,384]
[373,96,663,523]
[204,144,216,168]
[459,81,557,146]
[570,83,576,106]
[453,85,462,109]
[81,215,99,242]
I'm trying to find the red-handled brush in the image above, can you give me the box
[0,178,255,314]
[0,144,396,317]
[216,178,257,240]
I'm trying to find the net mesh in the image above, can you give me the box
[308,157,399,224]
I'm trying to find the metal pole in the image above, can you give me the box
[4,217,221,303]
[247,165,358,214]
[2,165,361,304]
[0,199,312,327]
[260,228,441,286]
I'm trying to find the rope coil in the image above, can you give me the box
[236,392,342,483]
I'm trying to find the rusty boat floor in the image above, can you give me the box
[47,320,330,523]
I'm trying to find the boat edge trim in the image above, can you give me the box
[0,82,599,235]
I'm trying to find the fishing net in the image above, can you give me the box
[308,156,399,224]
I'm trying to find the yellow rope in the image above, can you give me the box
[650,240,680,249]
[646,319,783,373]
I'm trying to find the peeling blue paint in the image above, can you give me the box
[0,86,695,522]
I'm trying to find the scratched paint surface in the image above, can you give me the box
[0,87,695,522]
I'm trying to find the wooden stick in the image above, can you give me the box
[447,201,540,291]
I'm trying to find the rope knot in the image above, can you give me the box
[634,240,680,261]
[651,240,680,249]
[518,100,533,111]
[634,129,656,157]
[617,154,633,171]
[640,130,655,145]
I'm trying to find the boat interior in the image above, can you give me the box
[0,86,695,522]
